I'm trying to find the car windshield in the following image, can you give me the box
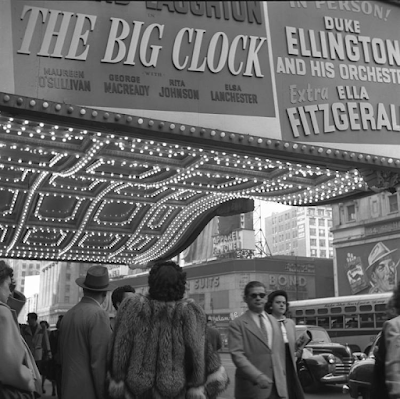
[309,328,331,343]
[296,327,331,343]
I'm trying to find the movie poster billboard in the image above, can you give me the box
[0,1,277,136]
[336,238,400,295]
[266,1,400,158]
[1,1,400,158]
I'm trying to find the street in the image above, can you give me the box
[219,353,346,399]
[41,353,347,399]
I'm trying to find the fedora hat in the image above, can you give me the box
[365,242,397,275]
[76,265,115,291]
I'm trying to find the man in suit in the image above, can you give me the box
[229,281,288,399]
[59,265,115,399]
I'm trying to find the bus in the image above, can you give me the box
[287,292,392,353]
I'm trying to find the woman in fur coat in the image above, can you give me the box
[107,260,229,399]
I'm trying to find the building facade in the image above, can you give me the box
[264,206,333,258]
[332,189,400,296]
[111,256,334,350]
[3,259,41,295]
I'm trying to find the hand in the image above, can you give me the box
[256,374,271,389]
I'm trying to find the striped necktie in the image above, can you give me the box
[259,314,269,343]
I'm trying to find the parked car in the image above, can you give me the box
[343,332,381,399]
[295,325,355,392]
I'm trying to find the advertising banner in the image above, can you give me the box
[0,1,278,136]
[267,1,400,157]
[1,1,400,158]
[336,238,400,295]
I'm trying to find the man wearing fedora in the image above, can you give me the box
[59,265,115,399]
[366,242,399,294]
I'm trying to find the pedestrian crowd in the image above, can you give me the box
[1,256,399,399]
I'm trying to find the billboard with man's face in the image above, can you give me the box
[336,238,400,295]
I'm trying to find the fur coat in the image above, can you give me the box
[107,295,229,399]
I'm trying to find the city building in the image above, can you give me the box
[332,189,400,296]
[264,206,334,258]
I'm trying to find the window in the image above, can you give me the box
[319,239,326,247]
[318,219,325,227]
[389,194,399,213]
[331,315,343,328]
[327,220,333,227]
[310,228,316,236]
[347,204,356,221]
[320,250,326,257]
[319,229,325,236]
[311,249,317,256]
[308,209,315,216]
[310,238,317,246]
[318,209,325,217]
[317,317,330,328]
[309,217,316,226]
[64,296,70,303]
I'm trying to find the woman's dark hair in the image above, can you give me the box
[265,290,289,314]
[148,260,186,301]
[0,260,13,285]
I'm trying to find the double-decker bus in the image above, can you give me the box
[288,292,392,353]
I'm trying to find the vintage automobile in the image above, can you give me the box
[343,332,380,399]
[295,325,355,392]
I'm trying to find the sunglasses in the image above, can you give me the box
[249,293,266,299]
[9,282,16,292]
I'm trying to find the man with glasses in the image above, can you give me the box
[229,281,288,399]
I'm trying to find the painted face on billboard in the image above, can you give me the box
[369,256,397,293]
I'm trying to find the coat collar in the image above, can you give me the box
[242,310,272,348]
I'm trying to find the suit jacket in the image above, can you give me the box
[229,310,288,399]
[21,322,49,361]
[60,296,112,399]
[383,315,400,399]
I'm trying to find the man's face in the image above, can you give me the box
[27,315,37,327]
[244,286,267,314]
[371,256,397,292]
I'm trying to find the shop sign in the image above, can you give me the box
[365,220,400,236]
[193,276,220,290]
[212,229,254,256]
[207,311,244,324]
